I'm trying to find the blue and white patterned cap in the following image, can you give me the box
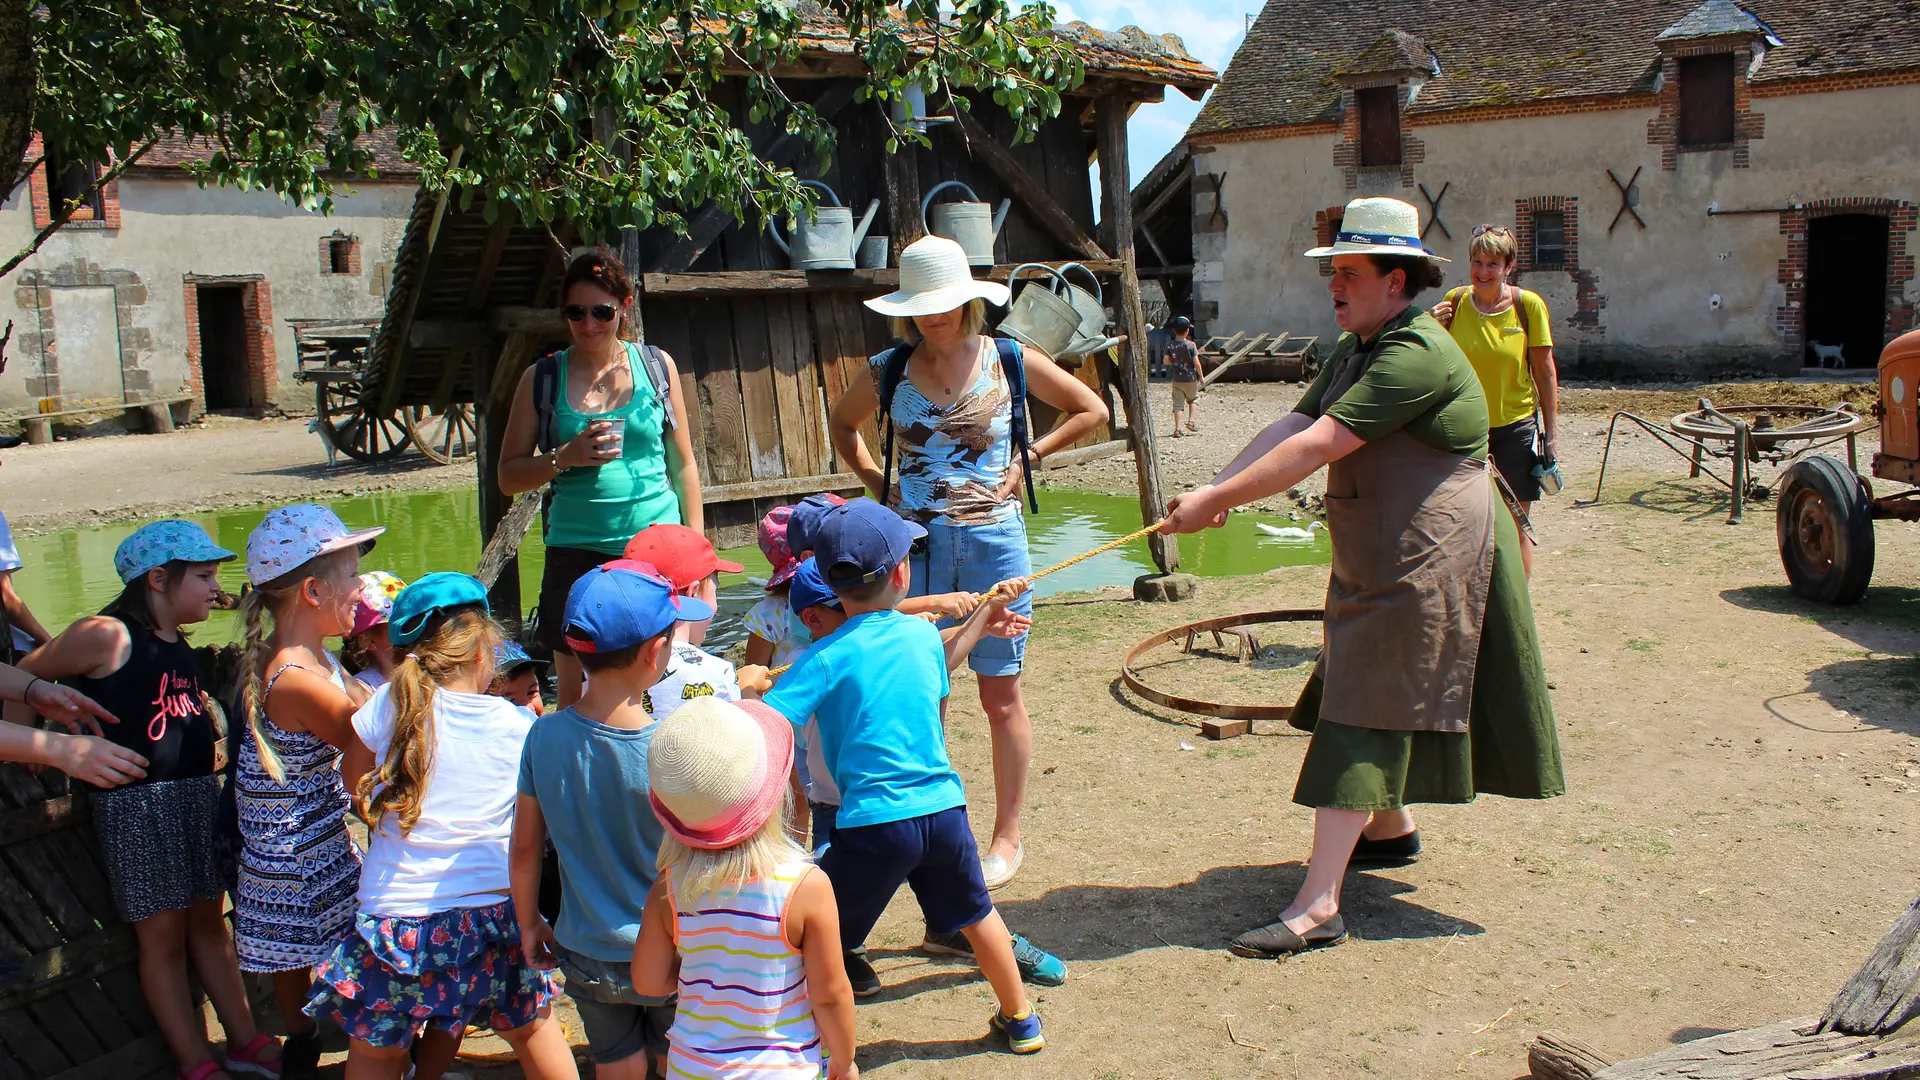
[114,520,236,583]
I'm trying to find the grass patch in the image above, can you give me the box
[1626,638,1660,652]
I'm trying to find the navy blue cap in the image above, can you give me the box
[786,558,843,615]
[785,493,848,559]
[390,573,491,646]
[811,498,926,586]
[563,560,714,654]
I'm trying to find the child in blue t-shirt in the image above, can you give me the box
[511,560,714,1080]
[763,499,1054,1054]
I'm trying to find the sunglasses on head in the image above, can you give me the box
[563,303,619,323]
[1471,224,1511,237]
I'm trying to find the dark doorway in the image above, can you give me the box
[197,284,251,410]
[1803,214,1889,370]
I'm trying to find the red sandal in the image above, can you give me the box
[223,1033,282,1079]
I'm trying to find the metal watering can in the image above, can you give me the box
[1056,263,1108,356]
[922,181,1011,266]
[769,181,880,270]
[997,264,1081,356]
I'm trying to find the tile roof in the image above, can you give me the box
[134,125,419,179]
[1191,0,1920,137]
[1658,0,1774,42]
[1335,30,1437,78]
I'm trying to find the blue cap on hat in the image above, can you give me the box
[785,493,847,559]
[786,558,843,616]
[812,498,926,586]
[114,520,236,584]
[390,573,491,646]
[563,560,715,654]
[494,639,547,673]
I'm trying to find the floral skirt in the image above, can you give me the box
[304,898,556,1049]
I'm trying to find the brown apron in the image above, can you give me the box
[1314,338,1496,734]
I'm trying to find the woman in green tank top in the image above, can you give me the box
[498,249,702,708]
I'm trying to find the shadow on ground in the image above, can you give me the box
[995,862,1483,963]
[1723,585,1920,734]
[247,456,459,482]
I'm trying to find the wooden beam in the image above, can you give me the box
[489,306,568,337]
[0,794,84,846]
[1822,892,1920,1036]
[1037,437,1131,471]
[1135,263,1194,279]
[944,107,1108,261]
[410,320,497,350]
[1201,333,1272,388]
[649,80,861,273]
[378,176,462,414]
[461,218,513,313]
[1095,95,1177,573]
[639,260,1127,296]
[1137,218,1171,267]
[0,923,137,1011]
[703,472,864,505]
[878,100,925,263]
[1138,164,1191,228]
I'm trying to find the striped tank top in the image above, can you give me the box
[666,859,823,1078]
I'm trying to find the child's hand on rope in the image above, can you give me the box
[929,592,982,620]
[984,576,1032,606]
[737,664,774,697]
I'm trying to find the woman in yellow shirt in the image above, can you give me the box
[1431,224,1559,577]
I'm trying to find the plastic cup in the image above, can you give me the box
[600,421,624,460]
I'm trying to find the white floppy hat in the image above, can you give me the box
[648,698,795,850]
[1303,197,1450,262]
[863,235,1010,318]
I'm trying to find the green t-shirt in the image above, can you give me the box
[544,342,682,554]
[1295,309,1490,459]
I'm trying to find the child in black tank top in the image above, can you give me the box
[19,521,285,1080]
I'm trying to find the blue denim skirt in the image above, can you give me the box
[909,513,1033,676]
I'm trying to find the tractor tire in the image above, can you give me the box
[1777,455,1875,605]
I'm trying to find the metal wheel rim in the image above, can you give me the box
[1788,487,1837,580]
[1670,405,1866,445]
[408,403,477,465]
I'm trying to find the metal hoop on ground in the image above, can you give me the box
[1121,609,1324,733]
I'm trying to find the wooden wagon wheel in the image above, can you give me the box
[314,380,414,463]
[406,403,478,465]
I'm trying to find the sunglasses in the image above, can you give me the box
[563,303,619,323]
[1471,224,1511,237]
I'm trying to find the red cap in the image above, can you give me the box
[623,524,744,589]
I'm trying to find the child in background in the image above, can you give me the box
[490,640,548,717]
[513,562,710,1080]
[0,507,52,662]
[1164,315,1203,436]
[762,500,1058,1050]
[310,573,575,1080]
[622,525,742,719]
[340,570,406,691]
[741,505,809,669]
[17,521,284,1080]
[233,506,382,1079]
[632,698,857,1080]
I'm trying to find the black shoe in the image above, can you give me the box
[1228,914,1348,959]
[1351,829,1421,867]
[843,950,881,998]
[0,434,22,450]
[281,1030,323,1080]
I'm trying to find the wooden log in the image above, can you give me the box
[22,416,50,444]
[943,107,1108,262]
[1529,1031,1615,1080]
[1038,438,1131,471]
[141,402,174,434]
[1585,1016,1920,1080]
[1095,95,1177,574]
[1822,893,1920,1036]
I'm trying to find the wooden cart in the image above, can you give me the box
[289,318,478,465]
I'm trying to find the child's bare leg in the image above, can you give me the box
[185,897,267,1058]
[409,1026,465,1080]
[958,910,1030,1018]
[342,1038,409,1080]
[270,969,319,1038]
[497,1009,579,1080]
[134,908,221,1074]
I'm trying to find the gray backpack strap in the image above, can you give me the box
[531,351,561,454]
[636,343,678,431]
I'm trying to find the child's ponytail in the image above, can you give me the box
[238,585,286,782]
[361,607,498,836]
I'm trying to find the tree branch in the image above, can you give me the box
[0,136,157,281]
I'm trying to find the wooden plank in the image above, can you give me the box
[766,297,820,478]
[46,1032,169,1080]
[0,795,83,847]
[640,260,1126,296]
[24,996,102,1069]
[829,296,883,454]
[0,1007,70,1076]
[878,99,925,263]
[1038,438,1130,471]
[1095,95,1177,573]
[704,473,862,505]
[461,218,514,313]
[1822,892,1920,1035]
[783,295,828,474]
[0,924,138,1012]
[645,303,709,487]
[944,107,1107,261]
[489,306,568,337]
[649,80,860,273]
[1585,1016,1920,1080]
[378,188,466,415]
[1201,334,1272,388]
[689,299,752,485]
[731,299,786,479]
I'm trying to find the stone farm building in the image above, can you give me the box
[1184,0,1920,375]
[0,135,418,418]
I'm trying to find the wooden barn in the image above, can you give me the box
[354,16,1215,619]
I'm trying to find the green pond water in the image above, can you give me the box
[14,487,1329,650]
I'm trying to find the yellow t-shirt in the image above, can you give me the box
[1447,288,1553,429]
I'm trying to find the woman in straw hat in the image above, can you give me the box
[827,235,1109,889]
[1162,197,1564,958]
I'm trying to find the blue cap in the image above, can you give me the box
[390,572,491,646]
[494,639,547,673]
[115,520,236,584]
[812,498,926,586]
[785,493,847,559]
[563,560,715,654]
[786,558,843,616]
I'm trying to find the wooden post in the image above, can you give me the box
[880,102,925,264]
[1095,96,1177,573]
[476,336,536,632]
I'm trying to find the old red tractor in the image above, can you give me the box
[1777,327,1920,603]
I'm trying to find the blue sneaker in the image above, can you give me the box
[1011,933,1067,987]
[990,1008,1045,1054]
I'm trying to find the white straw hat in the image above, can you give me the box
[648,698,794,850]
[864,235,1010,318]
[1302,197,1450,262]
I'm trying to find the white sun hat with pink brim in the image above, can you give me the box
[1303,197,1450,262]
[245,503,385,585]
[863,235,1010,318]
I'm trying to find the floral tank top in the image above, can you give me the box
[870,337,1019,527]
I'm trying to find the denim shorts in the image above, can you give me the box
[554,944,674,1065]
[909,514,1033,676]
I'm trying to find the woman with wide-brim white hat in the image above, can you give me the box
[1161,197,1564,958]
[827,235,1109,892]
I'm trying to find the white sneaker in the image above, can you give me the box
[981,841,1024,890]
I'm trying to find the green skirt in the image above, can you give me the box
[1290,506,1566,810]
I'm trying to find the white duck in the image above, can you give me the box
[1255,521,1325,541]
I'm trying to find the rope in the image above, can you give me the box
[764,519,1168,677]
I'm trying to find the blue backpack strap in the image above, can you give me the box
[876,344,912,508]
[531,351,561,454]
[995,337,1040,514]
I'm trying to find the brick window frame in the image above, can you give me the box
[320,231,362,275]
[1774,198,1918,350]
[25,135,122,230]
[1648,41,1764,169]
[1332,77,1425,190]
[1513,197,1580,274]
[1313,206,1346,278]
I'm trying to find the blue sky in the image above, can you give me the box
[1050,0,1265,182]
